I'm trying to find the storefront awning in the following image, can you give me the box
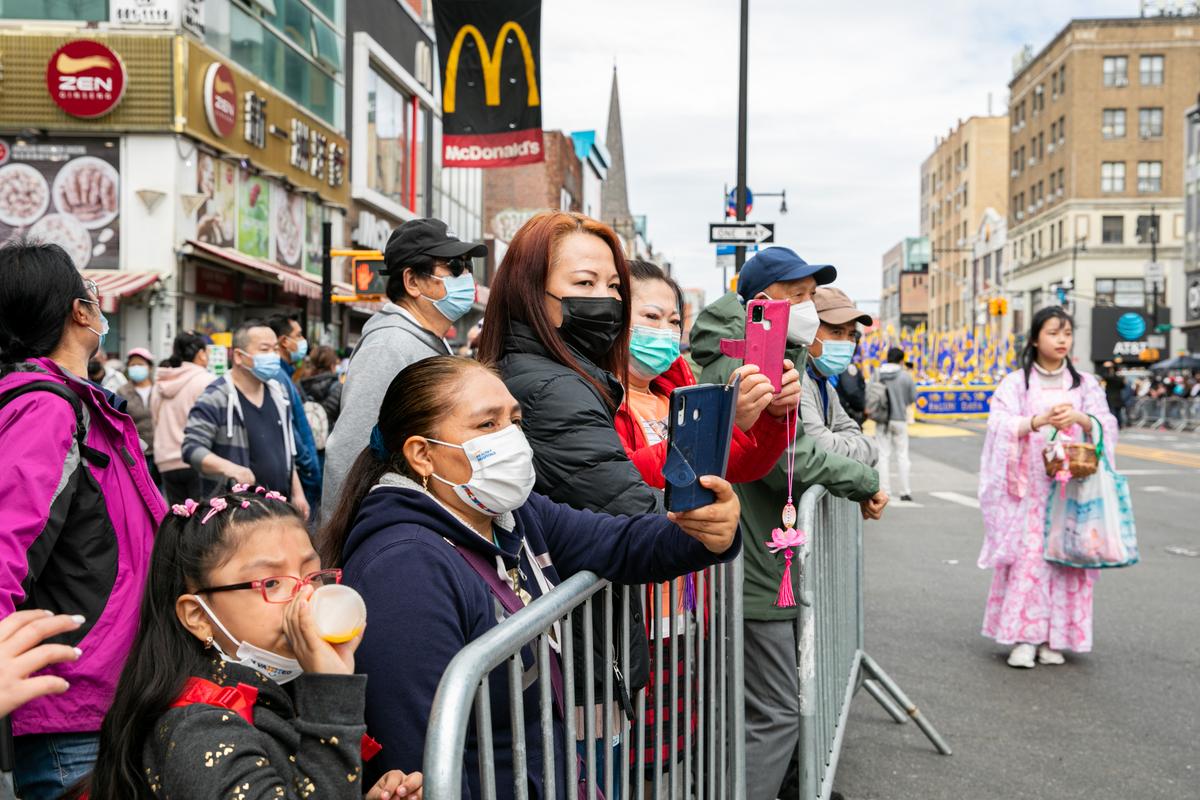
[82,270,162,314]
[183,240,324,300]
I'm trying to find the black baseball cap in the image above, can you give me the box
[382,218,487,275]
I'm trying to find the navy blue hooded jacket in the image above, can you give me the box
[341,476,740,800]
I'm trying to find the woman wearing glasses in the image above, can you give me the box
[0,240,166,798]
[322,218,487,517]
[84,488,420,800]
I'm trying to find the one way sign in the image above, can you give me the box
[709,222,775,245]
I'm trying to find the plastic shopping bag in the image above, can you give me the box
[1044,456,1138,569]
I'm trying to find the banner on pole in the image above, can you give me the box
[434,0,544,168]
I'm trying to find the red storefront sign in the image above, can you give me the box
[46,41,127,119]
[195,265,236,301]
[203,62,238,138]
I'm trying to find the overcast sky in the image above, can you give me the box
[537,0,1135,311]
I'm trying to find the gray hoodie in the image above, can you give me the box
[878,362,916,421]
[321,303,451,510]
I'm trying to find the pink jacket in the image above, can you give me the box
[0,358,165,735]
[150,362,215,472]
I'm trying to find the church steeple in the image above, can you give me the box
[600,66,635,249]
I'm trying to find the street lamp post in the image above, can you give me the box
[733,0,749,273]
[1070,236,1087,314]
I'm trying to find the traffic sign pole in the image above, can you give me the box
[734,0,749,273]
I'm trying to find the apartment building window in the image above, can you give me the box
[1057,167,1065,196]
[1018,146,1026,172]
[1034,85,1045,114]
[1049,172,1057,197]
[1058,115,1066,144]
[1137,161,1162,193]
[963,143,968,168]
[1,1,107,19]
[1139,55,1164,86]
[1102,216,1124,244]
[1136,214,1160,244]
[1057,220,1064,249]
[1103,56,1128,87]
[1096,278,1150,308]
[1101,161,1125,193]
[1102,108,1126,139]
[1037,132,1045,159]
[1139,107,1163,138]
[1030,288,1044,310]
[963,181,968,205]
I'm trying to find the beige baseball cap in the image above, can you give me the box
[813,286,873,326]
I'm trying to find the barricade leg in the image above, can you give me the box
[859,653,952,756]
[861,679,907,724]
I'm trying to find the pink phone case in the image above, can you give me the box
[718,298,789,392]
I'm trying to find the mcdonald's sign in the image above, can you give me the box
[434,0,544,169]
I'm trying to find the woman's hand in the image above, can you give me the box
[367,770,423,800]
[0,610,82,718]
[283,585,361,676]
[668,476,740,554]
[1046,403,1080,431]
[766,359,802,419]
[731,365,774,431]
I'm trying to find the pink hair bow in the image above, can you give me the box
[200,497,229,525]
[231,483,252,493]
[262,490,287,502]
[171,498,199,518]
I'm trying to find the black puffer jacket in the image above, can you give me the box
[300,372,343,427]
[496,321,661,699]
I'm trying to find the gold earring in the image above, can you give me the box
[422,474,430,491]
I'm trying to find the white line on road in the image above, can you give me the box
[1120,469,1183,476]
[1142,485,1170,493]
[890,500,926,508]
[929,491,981,509]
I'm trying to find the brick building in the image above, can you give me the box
[919,116,1010,332]
[1005,15,1200,365]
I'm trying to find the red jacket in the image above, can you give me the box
[614,357,789,488]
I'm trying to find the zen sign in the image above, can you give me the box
[708,222,774,245]
[46,41,127,119]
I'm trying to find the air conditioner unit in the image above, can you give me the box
[1115,77,1128,87]
[1057,187,1064,197]
[1011,169,1019,177]
[1029,157,1036,166]
[1047,143,1056,153]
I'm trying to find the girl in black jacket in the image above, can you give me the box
[83,490,418,800]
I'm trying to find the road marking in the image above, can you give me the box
[1116,442,1200,469]
[890,500,926,508]
[862,421,977,438]
[929,491,981,509]
[1142,485,1169,493]
[1120,469,1182,476]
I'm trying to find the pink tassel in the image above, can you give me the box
[683,573,697,612]
[776,550,796,608]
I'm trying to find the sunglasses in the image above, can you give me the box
[441,256,474,278]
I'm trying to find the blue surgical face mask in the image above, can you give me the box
[291,337,308,364]
[80,298,109,352]
[813,339,857,377]
[422,272,476,322]
[629,325,682,379]
[239,350,281,382]
[127,365,150,383]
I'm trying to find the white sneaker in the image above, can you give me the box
[1007,643,1037,668]
[1037,645,1065,665]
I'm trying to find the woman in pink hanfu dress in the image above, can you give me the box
[977,306,1118,669]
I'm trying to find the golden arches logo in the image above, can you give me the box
[443,21,539,114]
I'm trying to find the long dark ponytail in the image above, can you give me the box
[318,355,492,568]
[86,492,302,800]
[1021,305,1082,389]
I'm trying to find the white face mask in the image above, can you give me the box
[428,424,537,517]
[787,300,820,347]
[194,595,303,684]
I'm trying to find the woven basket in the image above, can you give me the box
[1043,442,1099,479]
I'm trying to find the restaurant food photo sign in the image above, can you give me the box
[0,137,120,269]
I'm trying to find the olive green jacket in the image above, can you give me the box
[690,292,880,620]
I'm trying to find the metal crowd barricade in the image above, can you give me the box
[424,559,746,800]
[794,486,951,800]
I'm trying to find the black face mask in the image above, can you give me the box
[548,293,624,363]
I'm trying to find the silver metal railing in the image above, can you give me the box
[425,559,746,800]
[793,486,951,800]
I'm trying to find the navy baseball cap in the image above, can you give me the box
[736,247,837,302]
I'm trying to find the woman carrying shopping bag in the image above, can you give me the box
[977,306,1119,669]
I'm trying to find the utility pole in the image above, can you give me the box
[734,0,749,272]
[1150,203,1159,325]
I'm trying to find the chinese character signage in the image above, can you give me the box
[914,385,994,420]
[181,40,348,205]
[433,0,545,168]
[0,138,120,269]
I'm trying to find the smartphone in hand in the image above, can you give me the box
[662,379,739,513]
[718,299,789,392]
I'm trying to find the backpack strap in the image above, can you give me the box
[0,380,109,467]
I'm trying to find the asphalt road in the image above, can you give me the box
[832,423,1200,800]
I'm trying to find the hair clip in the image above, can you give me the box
[171,498,199,518]
[255,486,268,494]
[262,490,287,502]
[200,497,228,525]
[240,500,251,509]
[232,483,251,493]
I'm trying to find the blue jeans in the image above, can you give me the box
[575,739,620,800]
[13,732,99,800]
